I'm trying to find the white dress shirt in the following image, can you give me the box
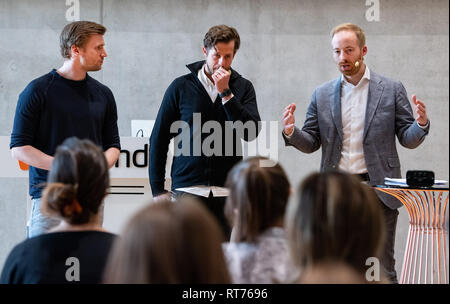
[198,64,218,102]
[338,66,371,174]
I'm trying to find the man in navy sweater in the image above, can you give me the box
[10,21,121,238]
[150,25,261,238]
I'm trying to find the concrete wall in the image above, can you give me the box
[0,0,448,279]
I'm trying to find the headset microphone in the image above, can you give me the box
[354,56,363,68]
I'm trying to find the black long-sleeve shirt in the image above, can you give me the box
[10,69,121,198]
[0,231,116,284]
[149,61,261,196]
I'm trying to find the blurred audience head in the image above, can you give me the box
[42,137,109,225]
[225,156,291,243]
[299,261,367,284]
[103,196,231,283]
[286,171,385,279]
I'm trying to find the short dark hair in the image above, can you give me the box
[60,21,106,59]
[225,156,291,243]
[203,24,240,53]
[42,137,109,224]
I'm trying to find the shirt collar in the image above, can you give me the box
[341,66,371,87]
[198,64,215,88]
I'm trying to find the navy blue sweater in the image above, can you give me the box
[149,61,261,195]
[10,70,121,198]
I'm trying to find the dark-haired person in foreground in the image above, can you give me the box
[10,21,120,238]
[286,171,389,283]
[149,25,260,238]
[222,156,297,284]
[1,138,116,284]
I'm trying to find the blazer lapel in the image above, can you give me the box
[330,78,343,141]
[363,73,384,140]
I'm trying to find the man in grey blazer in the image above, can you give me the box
[282,23,429,283]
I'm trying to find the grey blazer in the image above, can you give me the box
[284,71,429,209]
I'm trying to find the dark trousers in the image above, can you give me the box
[355,174,399,283]
[379,201,399,284]
[172,190,231,242]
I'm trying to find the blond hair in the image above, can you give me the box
[103,197,231,283]
[331,23,366,48]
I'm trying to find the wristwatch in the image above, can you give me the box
[219,88,232,98]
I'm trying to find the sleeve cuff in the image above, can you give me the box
[283,129,294,138]
[221,93,234,105]
[417,120,430,130]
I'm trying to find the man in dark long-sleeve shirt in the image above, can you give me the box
[150,25,261,237]
[10,21,120,238]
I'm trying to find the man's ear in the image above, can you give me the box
[202,46,208,57]
[362,45,368,57]
[70,44,80,58]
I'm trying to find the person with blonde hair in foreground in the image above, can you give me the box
[103,197,231,284]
